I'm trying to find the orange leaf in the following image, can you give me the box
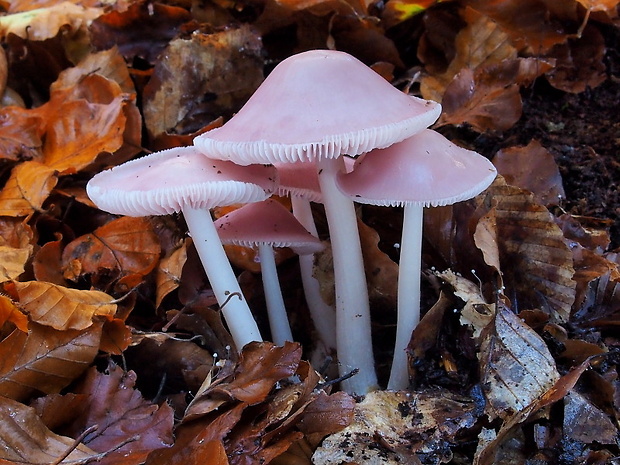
[62,216,161,280]
[41,96,127,173]
[0,396,96,464]
[0,321,103,401]
[156,241,188,308]
[0,105,44,162]
[0,294,28,332]
[14,281,117,330]
[0,161,57,216]
[100,317,132,355]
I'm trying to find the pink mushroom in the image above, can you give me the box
[214,199,323,345]
[86,146,277,350]
[195,49,441,394]
[337,129,497,390]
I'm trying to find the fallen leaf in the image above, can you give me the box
[0,2,103,41]
[493,140,565,206]
[99,318,132,355]
[14,281,117,330]
[0,105,43,162]
[0,294,28,332]
[156,241,188,308]
[142,25,263,139]
[564,390,618,444]
[62,363,175,465]
[313,389,478,464]
[0,161,57,216]
[0,244,32,282]
[359,218,399,306]
[62,216,161,281]
[32,235,66,285]
[0,321,103,402]
[0,396,96,463]
[479,305,560,420]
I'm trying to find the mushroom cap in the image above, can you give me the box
[194,50,441,165]
[215,199,324,255]
[275,161,323,202]
[336,129,498,207]
[87,146,277,216]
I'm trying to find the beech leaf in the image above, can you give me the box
[0,295,28,332]
[0,321,103,402]
[14,281,117,331]
[156,241,188,308]
[0,106,43,162]
[0,396,96,464]
[62,216,161,280]
[479,305,560,420]
[0,161,57,217]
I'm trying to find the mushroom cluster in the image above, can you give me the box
[87,49,496,396]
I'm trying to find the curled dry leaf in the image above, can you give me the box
[0,161,57,217]
[479,305,560,421]
[475,180,576,322]
[62,216,161,281]
[0,2,103,40]
[313,389,478,464]
[13,281,117,331]
[0,321,103,402]
[0,396,96,464]
[493,140,565,206]
[156,241,188,308]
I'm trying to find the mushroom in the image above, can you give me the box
[86,146,277,350]
[336,129,498,390]
[214,198,323,345]
[195,49,441,394]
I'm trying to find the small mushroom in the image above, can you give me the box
[86,146,277,350]
[195,50,441,394]
[337,129,498,390]
[214,199,323,345]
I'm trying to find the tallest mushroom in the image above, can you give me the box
[194,50,441,394]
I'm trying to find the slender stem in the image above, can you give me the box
[388,203,423,390]
[182,206,262,349]
[258,243,294,345]
[290,195,337,350]
[317,157,377,395]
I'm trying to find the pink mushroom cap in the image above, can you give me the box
[87,146,277,216]
[194,50,441,164]
[215,199,324,255]
[336,129,498,207]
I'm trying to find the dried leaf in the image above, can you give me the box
[0,244,32,282]
[0,294,28,332]
[477,180,576,322]
[313,389,477,464]
[62,216,161,280]
[41,96,127,173]
[296,391,355,436]
[0,396,96,463]
[479,305,560,420]
[64,363,175,465]
[493,140,565,206]
[564,390,618,444]
[14,281,117,330]
[142,25,263,138]
[156,241,188,308]
[0,2,103,41]
[32,236,66,285]
[359,218,398,306]
[0,321,103,402]
[100,318,132,355]
[0,106,43,162]
[0,161,57,216]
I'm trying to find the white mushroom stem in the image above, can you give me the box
[183,205,262,349]
[257,243,294,345]
[290,195,337,351]
[317,157,378,395]
[388,203,423,390]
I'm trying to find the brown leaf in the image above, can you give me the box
[0,106,44,162]
[359,218,399,306]
[62,216,161,280]
[14,281,117,330]
[142,25,263,139]
[563,390,618,444]
[0,321,103,402]
[63,363,175,465]
[156,241,188,308]
[184,342,302,419]
[296,391,355,436]
[41,95,127,173]
[493,140,565,206]
[0,161,57,216]
[479,305,560,421]
[0,294,28,332]
[32,235,66,285]
[476,180,576,322]
[314,389,477,464]
[0,396,96,463]
[0,2,103,40]
[100,318,132,355]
